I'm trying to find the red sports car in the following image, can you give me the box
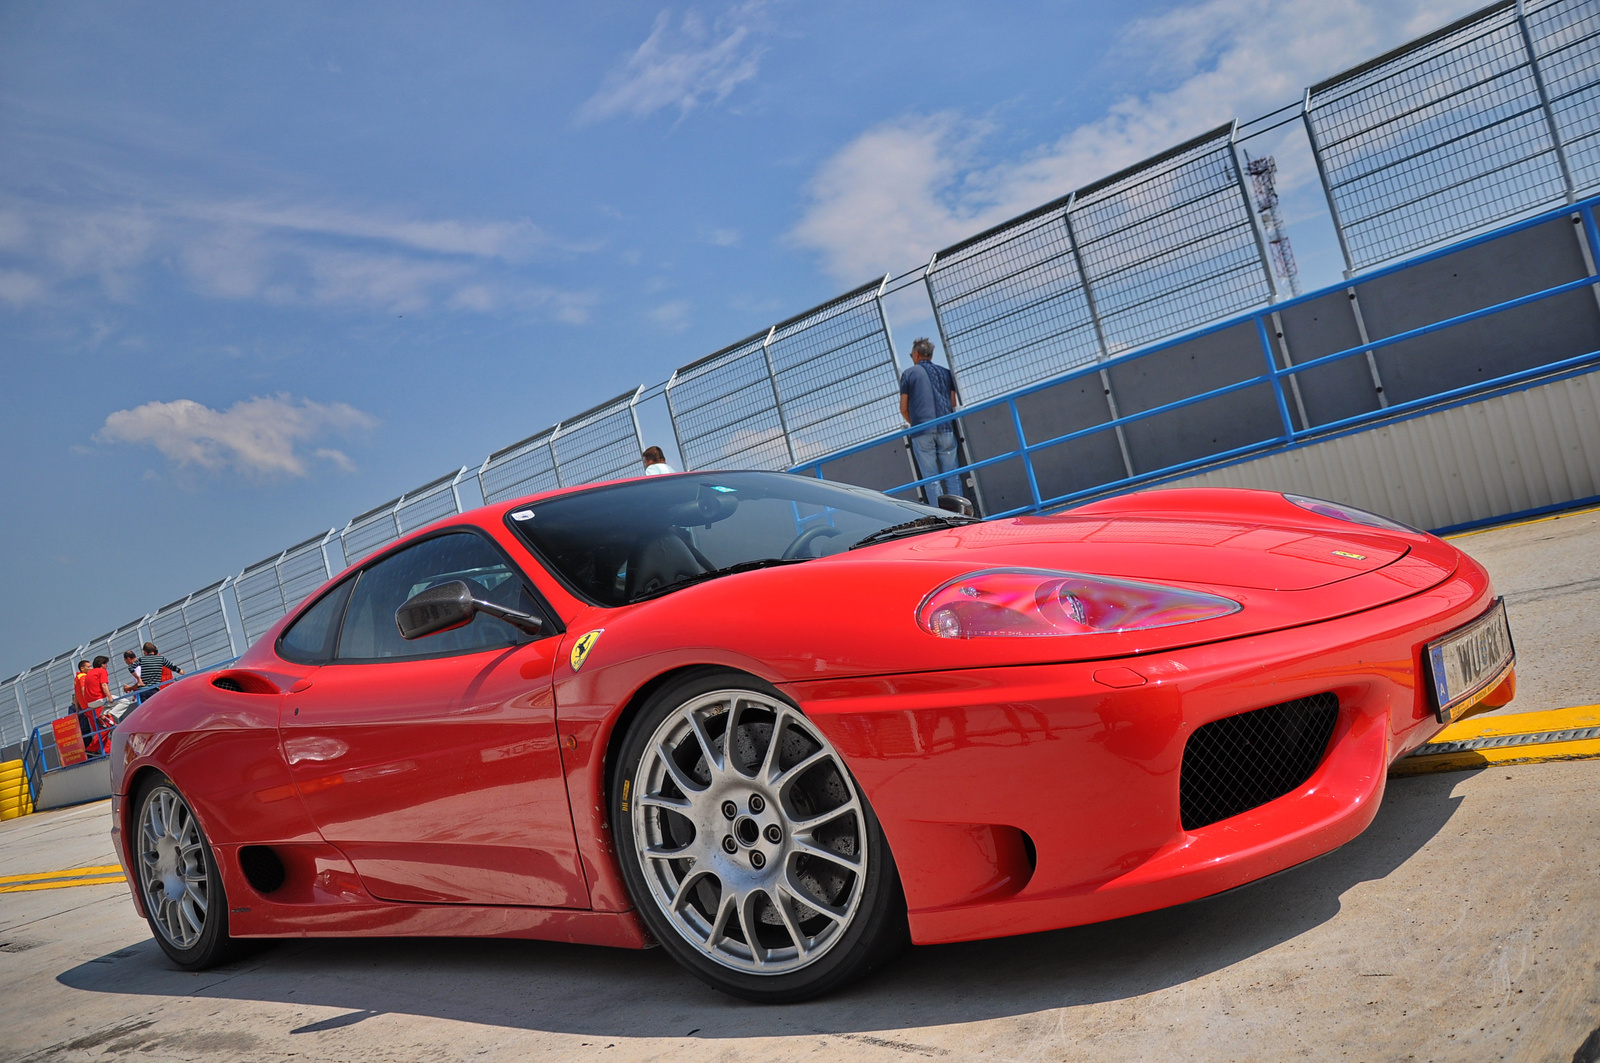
[110,472,1516,1001]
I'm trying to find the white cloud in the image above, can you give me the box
[578,3,768,123]
[0,270,46,307]
[99,394,377,477]
[182,201,549,260]
[0,194,593,319]
[305,249,469,313]
[791,0,1483,282]
[648,299,692,331]
[707,227,741,246]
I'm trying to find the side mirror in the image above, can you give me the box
[396,580,545,641]
[396,581,477,640]
[936,493,975,517]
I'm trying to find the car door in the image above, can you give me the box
[279,529,588,908]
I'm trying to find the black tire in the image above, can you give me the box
[132,773,236,970]
[611,669,908,1002]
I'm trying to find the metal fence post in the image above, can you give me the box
[317,530,340,578]
[1063,199,1137,478]
[1302,88,1358,279]
[1269,309,1312,430]
[548,422,567,487]
[218,577,242,658]
[759,324,797,466]
[12,671,31,739]
[919,253,972,505]
[1230,121,1282,302]
[625,384,647,465]
[922,253,954,364]
[448,466,469,514]
[663,369,689,471]
[1344,287,1390,408]
[1515,0,1578,205]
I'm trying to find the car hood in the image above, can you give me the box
[884,513,1408,590]
[604,512,1461,681]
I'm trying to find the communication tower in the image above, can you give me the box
[1244,152,1300,297]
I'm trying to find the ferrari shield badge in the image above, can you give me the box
[570,629,605,672]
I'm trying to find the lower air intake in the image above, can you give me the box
[1180,692,1340,831]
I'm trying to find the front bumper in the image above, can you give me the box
[786,565,1494,945]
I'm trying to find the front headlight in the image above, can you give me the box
[916,567,1241,639]
[1283,493,1419,533]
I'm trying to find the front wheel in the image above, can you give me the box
[133,773,235,970]
[612,671,907,1002]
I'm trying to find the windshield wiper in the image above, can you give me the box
[627,557,811,603]
[849,514,981,550]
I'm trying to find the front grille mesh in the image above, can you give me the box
[1179,693,1340,831]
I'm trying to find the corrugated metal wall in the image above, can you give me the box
[1155,368,1600,530]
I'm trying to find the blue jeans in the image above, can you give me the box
[911,428,962,499]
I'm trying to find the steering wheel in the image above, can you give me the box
[781,525,844,559]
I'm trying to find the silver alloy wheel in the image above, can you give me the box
[630,688,867,974]
[137,787,211,950]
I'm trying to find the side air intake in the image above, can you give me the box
[1179,693,1339,831]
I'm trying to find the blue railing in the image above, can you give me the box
[795,194,1600,520]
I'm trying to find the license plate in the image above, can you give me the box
[1425,598,1514,723]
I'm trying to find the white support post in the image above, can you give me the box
[760,324,796,466]
[448,466,470,515]
[1064,196,1137,479]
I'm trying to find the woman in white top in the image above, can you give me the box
[642,446,675,476]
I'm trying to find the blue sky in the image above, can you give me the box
[0,0,1479,679]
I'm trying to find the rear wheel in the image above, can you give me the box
[133,774,234,970]
[612,671,907,1002]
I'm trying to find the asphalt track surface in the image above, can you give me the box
[2,508,1597,1063]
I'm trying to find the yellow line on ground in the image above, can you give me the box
[0,864,123,885]
[1437,704,1600,742]
[1393,704,1600,777]
[1446,503,1600,539]
[1391,739,1600,776]
[0,874,126,894]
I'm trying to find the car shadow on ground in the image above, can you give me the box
[57,771,1466,1040]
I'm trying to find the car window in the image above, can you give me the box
[508,471,938,606]
[336,532,546,660]
[279,578,355,663]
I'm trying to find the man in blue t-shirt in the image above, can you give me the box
[898,338,963,500]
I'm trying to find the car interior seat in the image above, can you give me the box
[624,533,707,600]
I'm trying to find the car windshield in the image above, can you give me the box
[506,471,948,606]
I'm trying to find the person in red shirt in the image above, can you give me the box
[69,659,97,749]
[72,660,89,713]
[83,656,114,754]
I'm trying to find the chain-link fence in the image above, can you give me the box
[926,122,1275,406]
[235,531,339,646]
[1306,0,1600,272]
[5,0,1598,750]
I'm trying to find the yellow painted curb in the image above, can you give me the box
[0,874,126,894]
[1392,705,1600,776]
[0,864,123,886]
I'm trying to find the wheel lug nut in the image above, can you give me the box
[722,835,737,853]
[721,801,736,820]
[749,794,765,813]
[764,824,782,843]
[749,850,766,869]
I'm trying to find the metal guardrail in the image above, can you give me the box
[3,0,1598,745]
[797,194,1600,514]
